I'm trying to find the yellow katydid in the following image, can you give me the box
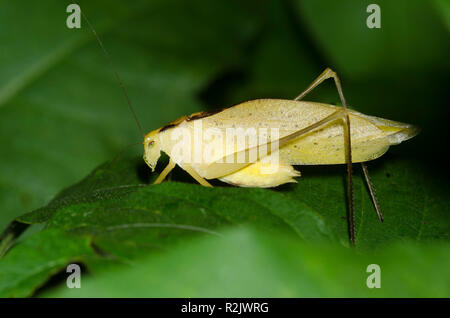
[84,14,418,245]
[143,68,418,244]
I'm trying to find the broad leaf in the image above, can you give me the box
[1,151,448,296]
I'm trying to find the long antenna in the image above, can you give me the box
[81,11,145,137]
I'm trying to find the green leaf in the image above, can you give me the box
[1,149,448,297]
[41,227,450,297]
[12,153,448,250]
[286,157,450,249]
[433,0,450,32]
[13,156,337,258]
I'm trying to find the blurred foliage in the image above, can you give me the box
[39,227,449,298]
[0,0,449,297]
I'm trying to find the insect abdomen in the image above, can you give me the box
[219,161,300,188]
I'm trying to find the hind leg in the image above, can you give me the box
[293,68,356,245]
